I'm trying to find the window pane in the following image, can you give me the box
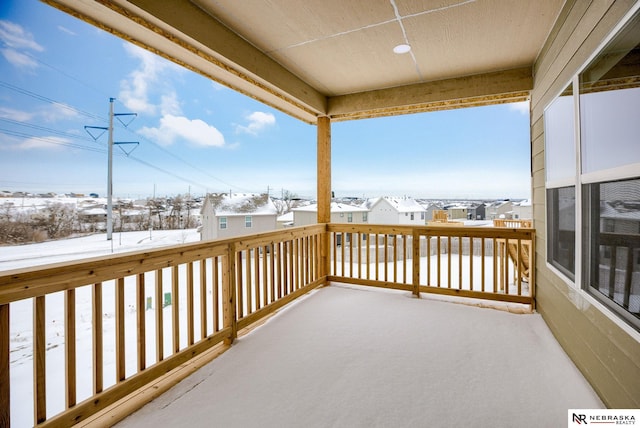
[544,84,575,183]
[579,11,640,174]
[583,178,640,330]
[547,186,576,279]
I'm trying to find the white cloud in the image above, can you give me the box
[508,101,530,115]
[119,44,170,115]
[1,48,38,70]
[38,103,80,122]
[17,136,67,150]
[0,21,43,71]
[139,114,225,147]
[236,111,276,135]
[57,26,76,36]
[0,20,44,51]
[160,92,181,116]
[0,106,34,121]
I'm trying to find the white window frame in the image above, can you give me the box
[245,215,252,228]
[219,216,227,230]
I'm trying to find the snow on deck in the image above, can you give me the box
[117,284,603,428]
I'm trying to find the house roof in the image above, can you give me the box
[363,196,425,213]
[293,202,368,213]
[47,0,564,123]
[203,193,278,216]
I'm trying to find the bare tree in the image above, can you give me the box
[32,202,77,239]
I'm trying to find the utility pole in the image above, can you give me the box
[85,98,138,241]
[107,98,114,241]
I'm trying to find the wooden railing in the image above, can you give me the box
[328,224,535,305]
[0,225,324,428]
[0,223,534,427]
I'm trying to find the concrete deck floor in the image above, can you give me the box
[117,284,603,428]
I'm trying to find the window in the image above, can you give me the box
[544,81,577,281]
[245,216,252,228]
[363,212,368,222]
[219,217,227,229]
[547,186,576,279]
[410,213,414,220]
[347,213,353,223]
[577,10,640,330]
[583,179,640,328]
[421,212,425,220]
[545,84,575,185]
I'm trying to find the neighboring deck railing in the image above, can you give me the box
[328,224,535,305]
[0,223,534,427]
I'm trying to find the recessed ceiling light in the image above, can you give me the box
[393,44,411,54]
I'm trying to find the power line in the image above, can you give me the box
[0,129,107,153]
[0,80,107,123]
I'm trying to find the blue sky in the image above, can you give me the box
[0,0,531,200]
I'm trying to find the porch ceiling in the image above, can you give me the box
[44,0,564,123]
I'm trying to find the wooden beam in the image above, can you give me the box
[328,67,532,121]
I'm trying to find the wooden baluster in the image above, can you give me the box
[252,248,259,310]
[200,259,207,339]
[155,270,164,362]
[458,236,463,289]
[116,277,125,381]
[236,252,244,318]
[213,258,219,332]
[65,288,76,409]
[93,283,103,394]
[481,238,486,292]
[34,296,46,425]
[137,273,146,371]
[437,236,441,287]
[447,237,452,289]
[469,237,474,292]
[246,249,252,314]
[172,267,180,354]
[262,246,268,307]
[270,244,276,303]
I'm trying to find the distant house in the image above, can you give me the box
[199,193,277,240]
[276,211,294,229]
[362,196,426,225]
[512,200,532,220]
[446,204,468,220]
[420,202,442,223]
[292,202,369,226]
[486,200,514,220]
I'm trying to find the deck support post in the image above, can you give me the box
[223,246,237,345]
[317,116,332,281]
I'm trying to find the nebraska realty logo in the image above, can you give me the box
[569,409,639,426]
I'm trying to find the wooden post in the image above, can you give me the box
[223,247,237,345]
[1,304,9,428]
[317,116,331,280]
